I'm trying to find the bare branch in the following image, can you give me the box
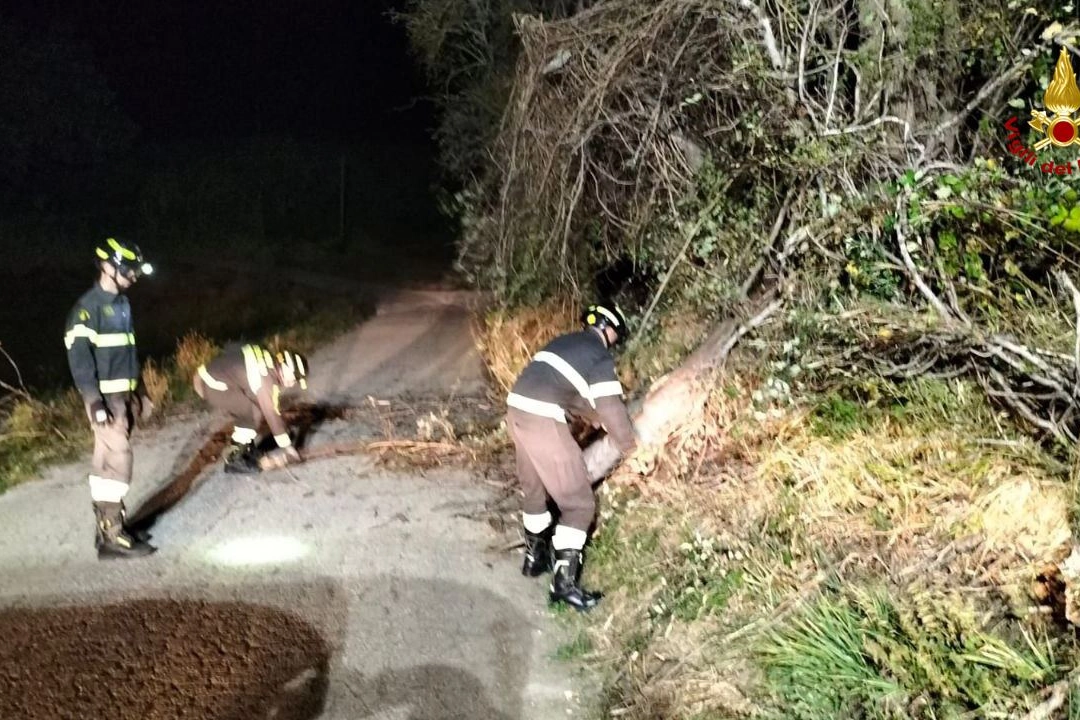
[634,186,730,343]
[981,368,1067,441]
[932,58,1032,136]
[733,0,786,72]
[822,115,926,156]
[797,3,822,130]
[1058,270,1080,393]
[715,295,785,366]
[990,337,1072,390]
[893,193,957,324]
[0,343,31,402]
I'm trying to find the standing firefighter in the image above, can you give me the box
[193,342,309,473]
[65,237,157,559]
[506,302,638,611]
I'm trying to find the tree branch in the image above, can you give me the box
[933,58,1031,136]
[1058,270,1080,393]
[893,193,957,324]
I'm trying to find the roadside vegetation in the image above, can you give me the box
[477,303,1080,719]
[407,0,1080,716]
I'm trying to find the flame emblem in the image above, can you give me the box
[1030,48,1080,149]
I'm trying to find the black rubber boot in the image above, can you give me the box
[549,548,602,611]
[522,529,553,577]
[94,502,156,559]
[119,501,152,543]
[223,441,261,474]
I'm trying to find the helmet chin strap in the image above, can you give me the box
[100,263,121,293]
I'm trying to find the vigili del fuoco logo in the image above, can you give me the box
[1005,47,1080,174]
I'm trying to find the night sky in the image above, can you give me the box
[0,0,453,387]
[0,0,430,144]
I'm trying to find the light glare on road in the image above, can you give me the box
[207,536,308,566]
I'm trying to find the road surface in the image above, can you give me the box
[0,287,595,720]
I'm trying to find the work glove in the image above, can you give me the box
[259,445,302,471]
[89,398,112,427]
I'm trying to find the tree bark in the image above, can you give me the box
[585,290,783,481]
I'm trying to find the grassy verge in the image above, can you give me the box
[565,375,1080,719]
[475,304,1080,720]
[0,291,368,494]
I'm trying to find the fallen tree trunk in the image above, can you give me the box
[585,289,784,481]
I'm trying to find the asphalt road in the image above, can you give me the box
[0,288,593,720]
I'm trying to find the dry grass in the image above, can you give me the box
[754,419,1068,567]
[599,619,760,718]
[573,370,1079,719]
[136,332,220,415]
[140,358,171,408]
[174,331,220,385]
[659,371,1073,580]
[473,297,577,396]
[0,389,88,492]
[415,409,457,442]
[968,478,1072,561]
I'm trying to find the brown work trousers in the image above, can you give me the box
[86,394,135,484]
[507,408,596,531]
[194,376,263,432]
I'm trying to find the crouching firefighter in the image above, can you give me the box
[65,237,157,559]
[506,303,638,611]
[193,343,309,473]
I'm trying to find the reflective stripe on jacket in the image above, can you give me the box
[200,342,292,447]
[65,284,139,401]
[508,330,636,452]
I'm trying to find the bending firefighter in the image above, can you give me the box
[506,302,638,611]
[64,237,157,559]
[194,343,309,473]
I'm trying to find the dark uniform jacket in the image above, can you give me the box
[64,284,140,403]
[508,329,637,453]
[198,343,292,447]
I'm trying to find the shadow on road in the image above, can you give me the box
[0,575,535,720]
[0,595,331,720]
[125,425,231,531]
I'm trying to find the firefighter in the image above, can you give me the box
[506,302,638,611]
[64,237,157,559]
[193,342,310,474]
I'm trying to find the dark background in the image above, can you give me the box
[0,0,452,266]
[3,0,430,143]
[0,0,456,388]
